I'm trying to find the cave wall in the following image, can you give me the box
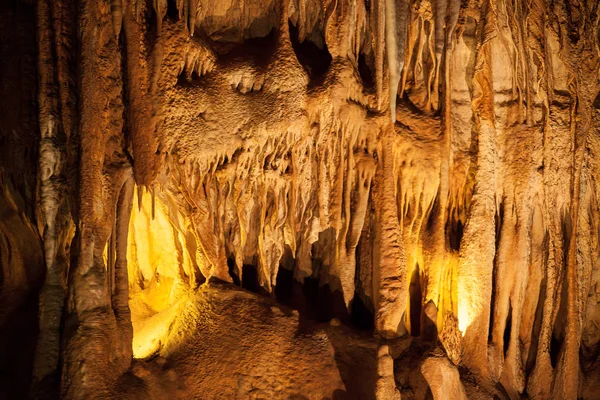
[0,1,45,398]
[1,0,599,398]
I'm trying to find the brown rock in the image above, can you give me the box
[421,354,468,400]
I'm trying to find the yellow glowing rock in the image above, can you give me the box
[127,186,200,359]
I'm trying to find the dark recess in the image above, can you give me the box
[503,303,512,357]
[351,295,374,331]
[358,52,374,89]
[242,264,264,294]
[550,332,563,369]
[449,219,464,251]
[488,200,505,342]
[166,0,179,20]
[227,255,241,286]
[409,266,422,337]
[288,21,332,81]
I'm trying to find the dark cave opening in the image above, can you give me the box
[550,270,568,369]
[222,244,371,332]
[495,199,505,250]
[425,195,437,229]
[488,281,496,343]
[594,90,600,109]
[274,246,296,305]
[275,266,295,305]
[166,0,179,20]
[550,332,564,369]
[0,292,40,399]
[449,219,464,252]
[299,277,326,322]
[351,295,374,331]
[299,277,349,324]
[221,29,278,64]
[274,259,373,331]
[550,285,568,369]
[409,265,422,337]
[503,302,512,357]
[227,255,241,286]
[364,0,371,12]
[241,264,263,294]
[358,52,374,90]
[288,21,332,81]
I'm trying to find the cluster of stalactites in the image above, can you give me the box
[110,0,196,38]
[36,1,600,399]
[112,0,466,117]
[159,108,379,302]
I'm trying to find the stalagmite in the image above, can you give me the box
[375,344,401,399]
[421,351,468,400]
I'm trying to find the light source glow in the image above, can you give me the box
[127,187,200,359]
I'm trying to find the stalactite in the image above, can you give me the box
[188,0,195,36]
[552,9,599,395]
[431,0,447,109]
[374,0,386,110]
[122,0,160,187]
[112,173,135,363]
[385,0,408,122]
[111,0,123,38]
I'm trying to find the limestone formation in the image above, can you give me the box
[0,0,600,398]
[421,351,468,400]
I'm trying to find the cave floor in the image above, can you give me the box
[126,283,382,399]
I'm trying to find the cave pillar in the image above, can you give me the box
[373,124,407,338]
[112,174,135,362]
[60,0,135,397]
[456,0,498,378]
[375,344,401,399]
[32,0,76,393]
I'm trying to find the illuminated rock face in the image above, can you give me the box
[1,0,600,398]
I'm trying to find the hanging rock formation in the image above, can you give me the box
[0,0,600,398]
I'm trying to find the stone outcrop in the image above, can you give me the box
[421,351,468,400]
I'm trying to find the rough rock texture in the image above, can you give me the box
[421,351,468,400]
[144,283,379,400]
[0,0,600,398]
[52,282,380,399]
[376,344,401,399]
[0,1,45,398]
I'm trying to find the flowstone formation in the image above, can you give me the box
[1,0,600,398]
